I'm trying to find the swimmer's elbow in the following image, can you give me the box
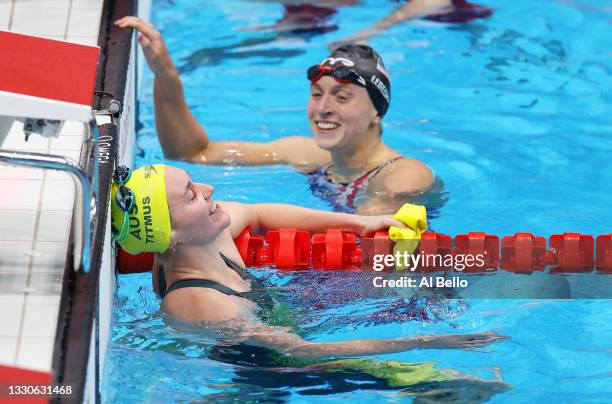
[281,342,327,360]
[182,143,222,164]
[160,148,182,161]
[282,340,369,360]
[159,142,208,162]
[247,332,326,360]
[283,341,380,360]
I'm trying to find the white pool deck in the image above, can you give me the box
[0,0,102,373]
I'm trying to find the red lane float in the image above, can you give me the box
[116,229,611,273]
[312,229,361,270]
[264,229,310,269]
[417,232,452,272]
[234,227,265,266]
[454,232,499,271]
[549,233,594,272]
[117,247,154,274]
[596,234,612,273]
[501,233,547,273]
[360,231,394,270]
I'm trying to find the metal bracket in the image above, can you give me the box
[22,118,64,142]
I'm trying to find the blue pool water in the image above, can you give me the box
[103,0,612,402]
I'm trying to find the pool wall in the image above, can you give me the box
[52,0,142,401]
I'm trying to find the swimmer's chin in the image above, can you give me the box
[312,134,343,151]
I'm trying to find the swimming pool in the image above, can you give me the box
[102,0,612,402]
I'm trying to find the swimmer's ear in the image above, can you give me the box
[369,113,381,129]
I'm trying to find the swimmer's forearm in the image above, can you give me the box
[246,329,425,359]
[154,69,211,160]
[284,337,425,359]
[274,332,506,360]
[251,203,365,235]
[244,324,507,360]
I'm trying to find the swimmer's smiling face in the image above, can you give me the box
[308,76,380,150]
[165,166,230,246]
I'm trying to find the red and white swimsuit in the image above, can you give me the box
[305,157,402,213]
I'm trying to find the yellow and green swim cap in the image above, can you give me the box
[111,164,171,255]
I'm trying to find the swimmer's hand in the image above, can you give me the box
[360,215,405,237]
[417,331,510,350]
[114,16,175,77]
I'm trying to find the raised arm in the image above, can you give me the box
[115,17,329,167]
[115,17,207,160]
[329,0,452,48]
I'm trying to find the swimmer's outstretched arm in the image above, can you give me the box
[330,0,452,48]
[240,322,509,360]
[163,287,509,360]
[115,17,329,168]
[222,202,404,238]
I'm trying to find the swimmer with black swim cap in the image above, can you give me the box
[116,17,439,216]
[304,44,430,214]
[308,44,391,118]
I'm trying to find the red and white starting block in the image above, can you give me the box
[0,30,99,144]
[0,30,100,273]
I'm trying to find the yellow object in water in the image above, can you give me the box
[388,203,427,270]
[111,164,171,255]
[317,359,450,387]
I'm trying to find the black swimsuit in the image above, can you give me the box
[158,253,274,313]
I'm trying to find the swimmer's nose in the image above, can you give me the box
[315,94,334,116]
[204,184,214,197]
[197,183,214,198]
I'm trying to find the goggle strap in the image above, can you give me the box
[113,211,130,243]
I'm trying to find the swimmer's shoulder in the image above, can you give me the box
[370,157,434,194]
[270,136,330,171]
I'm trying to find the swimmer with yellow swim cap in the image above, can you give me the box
[111,164,171,254]
[110,164,507,353]
[110,164,509,398]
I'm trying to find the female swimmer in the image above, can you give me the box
[111,164,507,358]
[115,17,441,215]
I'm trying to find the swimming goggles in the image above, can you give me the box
[307,64,368,88]
[112,165,134,242]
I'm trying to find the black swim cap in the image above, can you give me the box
[324,45,391,117]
